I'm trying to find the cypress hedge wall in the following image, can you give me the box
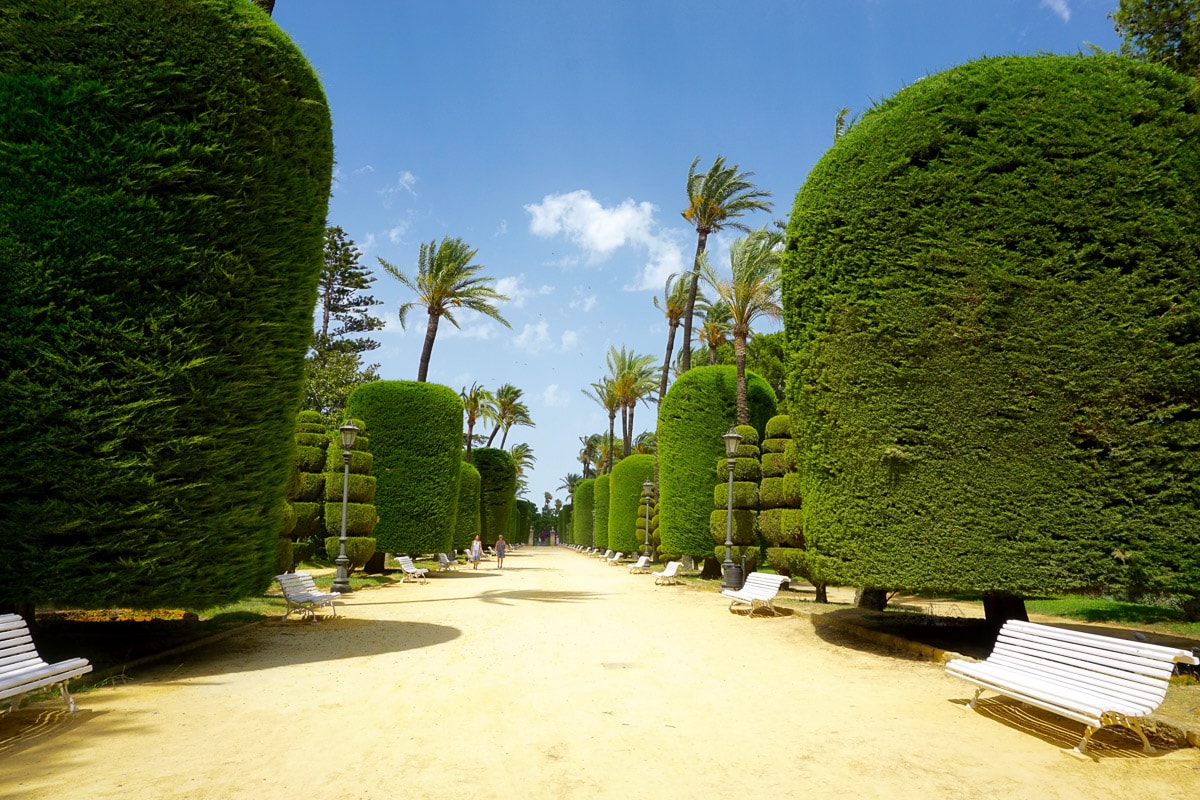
[0,0,332,608]
[593,474,611,552]
[572,478,596,547]
[611,454,655,557]
[658,366,776,559]
[454,460,481,552]
[784,55,1200,599]
[474,447,516,547]
[347,382,462,556]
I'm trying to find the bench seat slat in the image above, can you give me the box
[948,660,1160,718]
[995,630,1183,678]
[1001,620,1200,665]
[986,650,1168,701]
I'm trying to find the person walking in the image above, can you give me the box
[469,534,483,569]
[495,535,506,569]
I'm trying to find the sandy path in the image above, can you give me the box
[1,547,1198,799]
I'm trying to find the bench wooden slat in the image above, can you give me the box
[720,572,789,617]
[275,573,338,620]
[0,614,91,714]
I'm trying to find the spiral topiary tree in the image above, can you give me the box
[611,454,655,558]
[710,424,762,575]
[346,381,462,557]
[0,0,332,610]
[572,478,596,547]
[658,365,776,565]
[285,410,331,570]
[474,447,516,547]
[322,415,378,544]
[784,54,1200,621]
[759,415,826,601]
[454,460,481,552]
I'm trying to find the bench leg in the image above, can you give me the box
[58,682,78,713]
[967,687,985,710]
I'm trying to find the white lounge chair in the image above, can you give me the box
[653,561,681,585]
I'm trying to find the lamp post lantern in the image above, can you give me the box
[331,417,360,593]
[721,425,743,590]
[642,479,653,560]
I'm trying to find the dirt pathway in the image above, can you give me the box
[1,547,1198,799]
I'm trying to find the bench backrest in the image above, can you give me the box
[0,614,46,675]
[663,561,680,576]
[276,572,320,597]
[990,620,1198,705]
[738,572,788,598]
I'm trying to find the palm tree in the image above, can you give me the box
[653,272,693,404]
[460,382,495,463]
[702,228,784,425]
[680,156,772,373]
[696,297,732,365]
[608,346,658,458]
[557,473,583,496]
[379,237,511,382]
[485,383,535,448]
[578,433,601,477]
[510,443,536,495]
[582,377,619,474]
[630,430,657,454]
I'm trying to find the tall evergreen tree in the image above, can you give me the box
[1112,0,1200,76]
[316,226,384,354]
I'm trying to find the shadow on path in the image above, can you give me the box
[350,589,606,608]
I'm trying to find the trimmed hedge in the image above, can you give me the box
[758,508,805,547]
[0,0,333,608]
[594,474,611,551]
[324,536,377,572]
[713,481,760,510]
[455,461,481,551]
[610,454,655,555]
[709,509,757,546]
[572,478,596,547]
[475,447,516,547]
[784,54,1200,596]
[347,382,461,556]
[658,366,776,558]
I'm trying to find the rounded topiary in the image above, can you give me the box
[454,460,481,552]
[765,415,791,440]
[347,382,461,556]
[713,481,760,510]
[0,0,333,609]
[658,366,776,559]
[611,454,655,556]
[571,478,596,547]
[709,509,757,546]
[593,474,612,551]
[758,508,805,547]
[324,536,377,573]
[474,447,517,547]
[784,54,1200,597]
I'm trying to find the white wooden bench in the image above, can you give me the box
[275,573,339,621]
[0,613,93,713]
[595,549,613,560]
[721,572,790,617]
[436,553,458,571]
[628,555,651,574]
[653,561,682,585]
[945,619,1200,754]
[393,555,429,584]
[606,552,624,565]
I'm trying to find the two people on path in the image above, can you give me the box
[470,535,483,569]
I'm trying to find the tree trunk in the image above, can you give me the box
[814,583,828,604]
[680,230,709,373]
[465,420,474,462]
[854,588,888,611]
[607,413,616,473]
[659,321,678,403]
[734,334,749,425]
[362,551,386,575]
[416,311,440,382]
[699,555,722,580]
[982,591,1028,628]
[624,403,634,457]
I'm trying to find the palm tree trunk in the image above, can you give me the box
[500,425,510,449]
[620,405,629,459]
[607,412,616,473]
[465,419,474,462]
[417,311,440,382]
[708,342,718,365]
[734,333,749,425]
[680,231,709,373]
[624,403,634,457]
[486,424,500,447]
[658,321,678,404]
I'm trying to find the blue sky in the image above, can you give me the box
[271,0,1123,509]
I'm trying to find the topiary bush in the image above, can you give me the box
[593,475,611,551]
[324,536,377,573]
[658,366,776,560]
[784,54,1200,600]
[572,478,596,547]
[611,454,655,556]
[347,381,461,556]
[322,417,379,539]
[474,447,516,547]
[454,460,481,552]
[0,0,333,609]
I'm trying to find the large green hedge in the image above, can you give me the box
[454,460,481,552]
[474,447,516,547]
[0,0,332,608]
[658,366,776,558]
[593,474,611,551]
[610,454,655,557]
[784,55,1200,598]
[347,381,461,556]
[572,478,596,547]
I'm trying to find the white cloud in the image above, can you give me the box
[379,170,419,208]
[560,330,579,351]
[360,233,377,252]
[386,222,412,245]
[525,189,686,290]
[494,275,554,309]
[542,383,569,408]
[494,219,508,237]
[513,321,552,352]
[1041,0,1070,22]
[568,291,598,312]
[446,320,501,341]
